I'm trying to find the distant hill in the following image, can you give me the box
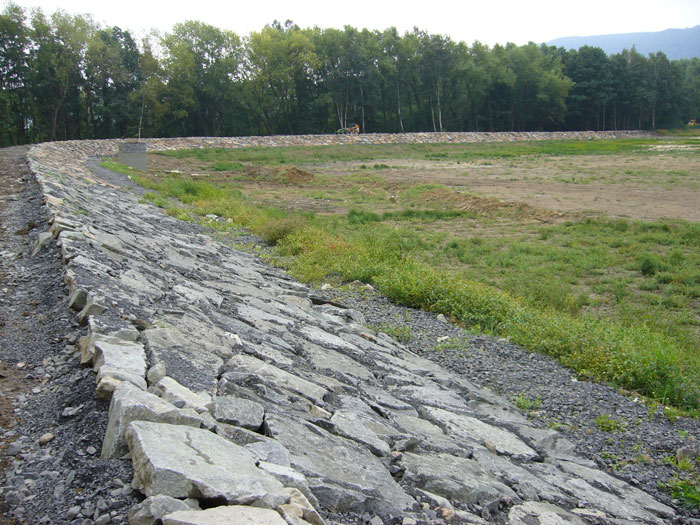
[548,26,700,60]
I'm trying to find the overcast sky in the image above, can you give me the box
[5,0,700,46]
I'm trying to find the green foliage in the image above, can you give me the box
[595,414,626,432]
[347,208,471,224]
[512,393,542,411]
[667,479,700,510]
[275,221,700,409]
[256,216,306,245]
[640,255,660,276]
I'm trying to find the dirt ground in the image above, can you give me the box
[147,146,700,222]
[318,154,700,222]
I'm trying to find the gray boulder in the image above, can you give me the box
[126,421,287,508]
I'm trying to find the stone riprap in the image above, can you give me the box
[26,132,673,524]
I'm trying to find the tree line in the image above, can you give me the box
[2,4,699,146]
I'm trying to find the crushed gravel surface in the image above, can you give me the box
[0,147,137,524]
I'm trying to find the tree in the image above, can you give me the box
[3,11,700,144]
[26,9,95,141]
[160,20,242,136]
[84,26,142,138]
[563,46,613,130]
[243,22,318,135]
[0,3,29,145]
[648,51,683,129]
[680,58,700,122]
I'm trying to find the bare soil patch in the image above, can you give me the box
[314,154,700,222]
[148,149,699,222]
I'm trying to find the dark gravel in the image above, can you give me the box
[0,147,137,524]
[324,282,700,521]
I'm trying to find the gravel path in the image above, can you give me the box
[0,147,137,524]
[324,284,700,520]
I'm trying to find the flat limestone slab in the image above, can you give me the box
[102,382,203,458]
[222,354,327,403]
[423,406,538,460]
[508,502,586,525]
[401,452,516,505]
[266,414,416,516]
[163,505,287,525]
[93,338,146,377]
[126,421,287,508]
[149,377,212,413]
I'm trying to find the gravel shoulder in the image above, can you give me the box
[0,147,137,524]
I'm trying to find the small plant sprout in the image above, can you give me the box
[595,413,626,432]
[512,393,543,411]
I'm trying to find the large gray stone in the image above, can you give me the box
[401,452,516,505]
[128,495,193,525]
[303,344,374,383]
[142,319,231,392]
[391,384,468,412]
[328,411,391,457]
[279,487,325,525]
[423,406,538,460]
[266,414,416,517]
[526,460,673,523]
[472,449,571,505]
[93,338,146,378]
[212,395,265,430]
[149,377,212,413]
[221,355,327,403]
[298,325,362,357]
[557,460,675,523]
[508,502,586,524]
[77,293,108,325]
[245,439,291,467]
[257,461,320,509]
[126,421,287,508]
[163,506,287,525]
[390,413,461,454]
[101,382,202,458]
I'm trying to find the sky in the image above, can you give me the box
[5,0,700,46]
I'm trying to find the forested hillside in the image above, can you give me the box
[1,4,699,146]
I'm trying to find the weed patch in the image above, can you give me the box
[595,414,626,432]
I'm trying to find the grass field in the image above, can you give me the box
[103,136,700,412]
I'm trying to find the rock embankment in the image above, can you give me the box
[1,132,683,524]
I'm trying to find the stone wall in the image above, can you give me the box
[26,132,673,525]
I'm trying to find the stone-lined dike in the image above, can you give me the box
[2,131,682,525]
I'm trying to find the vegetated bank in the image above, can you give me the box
[103,136,700,412]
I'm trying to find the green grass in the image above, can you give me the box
[656,128,700,137]
[665,478,700,510]
[107,138,700,412]
[101,160,136,175]
[347,208,475,224]
[595,413,626,432]
[210,161,244,171]
[512,393,542,411]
